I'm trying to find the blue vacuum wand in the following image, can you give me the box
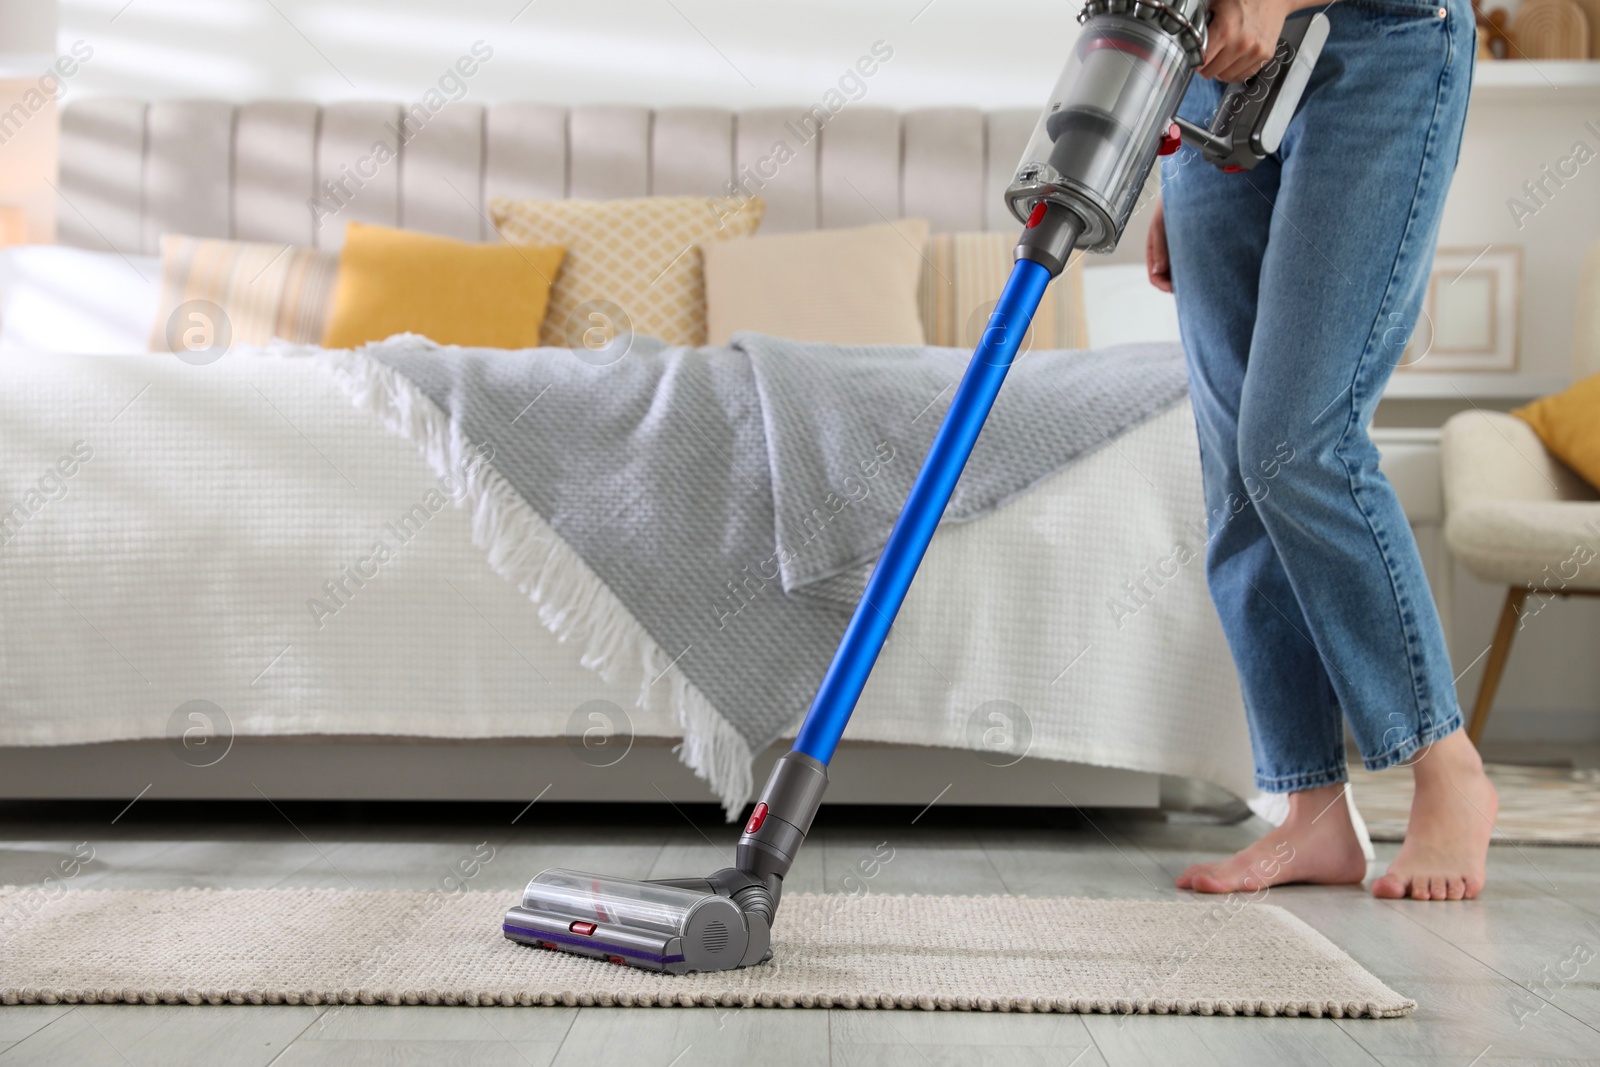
[504,0,1328,973]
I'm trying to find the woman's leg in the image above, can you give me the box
[1162,78,1367,894]
[1162,81,1352,803]
[1169,0,1493,898]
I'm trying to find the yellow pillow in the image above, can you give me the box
[149,235,338,352]
[490,195,765,348]
[702,220,930,346]
[1514,371,1600,490]
[321,222,564,350]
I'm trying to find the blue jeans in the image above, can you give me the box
[1160,0,1474,792]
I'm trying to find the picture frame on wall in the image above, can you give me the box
[1400,245,1522,373]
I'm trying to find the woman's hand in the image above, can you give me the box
[1147,199,1172,293]
[1200,0,1293,84]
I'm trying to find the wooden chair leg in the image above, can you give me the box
[1466,586,1528,746]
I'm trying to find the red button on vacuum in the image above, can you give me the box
[1157,122,1182,156]
[569,920,597,936]
[1223,165,1246,174]
[744,802,769,835]
[1025,202,1048,229]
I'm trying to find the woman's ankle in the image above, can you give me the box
[1411,729,1484,787]
[1284,782,1351,825]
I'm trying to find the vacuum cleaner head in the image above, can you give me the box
[503,867,774,974]
[505,753,827,974]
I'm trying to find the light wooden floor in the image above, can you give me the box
[2,791,1598,1067]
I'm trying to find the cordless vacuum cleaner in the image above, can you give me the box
[503,0,1329,975]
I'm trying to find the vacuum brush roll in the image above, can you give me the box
[503,868,769,974]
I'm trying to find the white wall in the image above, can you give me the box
[58,0,1078,109]
[1444,93,1600,384]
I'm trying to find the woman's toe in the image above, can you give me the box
[1445,876,1466,900]
[1372,873,1406,899]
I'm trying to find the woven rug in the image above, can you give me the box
[0,888,1412,1017]
[1350,762,1600,846]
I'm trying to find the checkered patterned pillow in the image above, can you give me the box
[490,195,765,348]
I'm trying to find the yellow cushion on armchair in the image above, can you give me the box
[1513,371,1600,491]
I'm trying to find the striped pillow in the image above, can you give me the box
[918,232,1088,351]
[148,236,338,353]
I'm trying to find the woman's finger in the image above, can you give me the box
[1198,41,1229,79]
[1147,252,1171,292]
[1147,209,1173,294]
[1210,48,1270,85]
[1198,0,1279,84]
[1199,2,1243,78]
[1201,36,1257,81]
[1215,57,1259,84]
[1221,42,1276,83]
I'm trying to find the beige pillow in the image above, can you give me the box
[702,220,929,346]
[490,195,765,348]
[918,232,1088,351]
[149,235,337,352]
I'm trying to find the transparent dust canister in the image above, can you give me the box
[1007,14,1192,251]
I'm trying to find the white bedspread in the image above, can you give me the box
[0,348,1254,798]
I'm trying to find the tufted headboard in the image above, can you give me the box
[57,101,1040,256]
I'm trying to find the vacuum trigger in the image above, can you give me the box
[1157,123,1182,157]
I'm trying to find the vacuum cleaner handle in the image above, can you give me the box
[1173,11,1330,172]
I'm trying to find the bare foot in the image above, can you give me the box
[1177,783,1367,894]
[1372,730,1496,901]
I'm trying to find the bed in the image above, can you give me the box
[0,99,1257,814]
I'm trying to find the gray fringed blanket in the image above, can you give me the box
[326,332,1187,813]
